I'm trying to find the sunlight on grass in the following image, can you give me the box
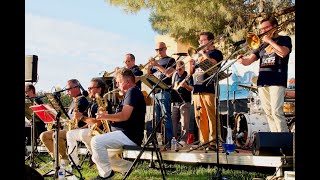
[26,153,271,180]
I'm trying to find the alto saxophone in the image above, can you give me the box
[89,93,111,136]
[66,96,82,131]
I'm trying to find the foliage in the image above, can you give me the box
[105,0,295,56]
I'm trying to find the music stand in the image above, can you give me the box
[138,74,168,171]
[25,100,46,168]
[123,114,167,180]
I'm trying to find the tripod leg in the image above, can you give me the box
[152,139,167,178]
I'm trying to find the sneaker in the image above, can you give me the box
[90,170,114,180]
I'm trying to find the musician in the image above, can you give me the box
[146,42,176,149]
[39,79,88,164]
[123,53,143,89]
[25,83,46,143]
[171,61,193,145]
[187,32,224,151]
[237,15,292,132]
[66,78,109,169]
[86,68,146,179]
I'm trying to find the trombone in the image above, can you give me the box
[196,18,295,83]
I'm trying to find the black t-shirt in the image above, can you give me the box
[130,65,143,89]
[173,71,193,103]
[192,49,223,93]
[151,56,176,86]
[253,35,292,87]
[69,94,89,128]
[111,87,146,146]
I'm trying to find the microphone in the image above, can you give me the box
[233,39,246,46]
[172,53,188,56]
[78,83,88,97]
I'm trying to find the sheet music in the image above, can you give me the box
[139,74,169,90]
[45,93,70,120]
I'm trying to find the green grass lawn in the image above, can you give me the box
[26,153,274,180]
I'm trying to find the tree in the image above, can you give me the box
[105,0,295,55]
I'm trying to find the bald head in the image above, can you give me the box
[155,42,168,57]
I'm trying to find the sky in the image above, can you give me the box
[25,0,158,92]
[25,0,295,95]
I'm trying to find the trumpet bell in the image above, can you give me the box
[246,32,260,49]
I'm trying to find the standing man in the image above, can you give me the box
[123,53,143,89]
[39,79,88,164]
[187,32,224,151]
[147,42,176,149]
[237,15,292,132]
[171,61,193,145]
[87,68,146,180]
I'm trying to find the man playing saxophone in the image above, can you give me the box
[66,77,111,169]
[39,79,89,164]
[86,68,146,179]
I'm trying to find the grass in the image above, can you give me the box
[26,153,275,180]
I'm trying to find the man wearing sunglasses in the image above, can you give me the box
[147,41,176,149]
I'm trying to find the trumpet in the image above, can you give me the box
[138,54,160,70]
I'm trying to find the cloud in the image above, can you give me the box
[25,13,154,91]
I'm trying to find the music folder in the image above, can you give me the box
[139,74,169,90]
[30,104,57,123]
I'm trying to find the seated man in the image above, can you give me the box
[86,68,146,180]
[39,79,88,163]
[66,77,111,168]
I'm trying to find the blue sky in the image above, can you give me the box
[26,0,295,95]
[25,0,158,92]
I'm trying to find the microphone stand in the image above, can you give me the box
[206,44,241,180]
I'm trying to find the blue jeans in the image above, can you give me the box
[154,90,173,145]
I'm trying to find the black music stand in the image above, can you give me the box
[25,101,46,168]
[139,74,169,169]
[123,114,167,180]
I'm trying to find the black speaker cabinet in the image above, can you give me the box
[25,55,38,82]
[252,132,293,156]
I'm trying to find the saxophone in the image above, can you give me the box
[89,93,111,136]
[66,96,82,131]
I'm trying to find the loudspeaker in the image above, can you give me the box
[252,132,293,156]
[25,55,38,82]
[25,165,44,180]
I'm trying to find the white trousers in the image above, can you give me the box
[91,130,137,178]
[258,86,289,132]
[66,128,92,165]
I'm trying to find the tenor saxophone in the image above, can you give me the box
[89,93,110,136]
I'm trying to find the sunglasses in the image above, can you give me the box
[88,87,99,90]
[176,68,182,71]
[155,47,165,51]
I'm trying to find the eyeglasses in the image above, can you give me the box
[259,25,272,31]
[176,68,182,71]
[155,47,165,51]
[88,87,99,90]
